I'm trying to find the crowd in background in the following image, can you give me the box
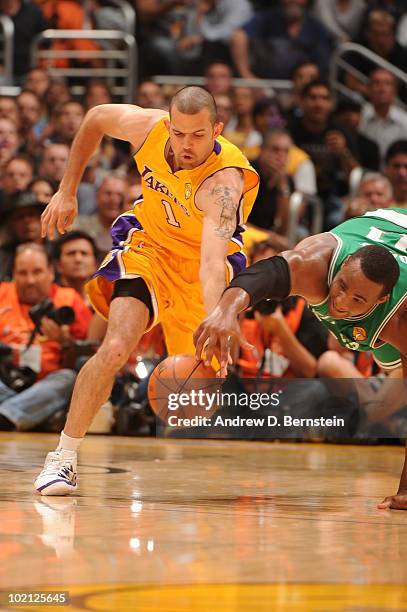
[0,0,406,437]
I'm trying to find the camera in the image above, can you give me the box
[0,343,37,392]
[29,298,75,327]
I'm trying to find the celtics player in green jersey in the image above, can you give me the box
[194,208,407,510]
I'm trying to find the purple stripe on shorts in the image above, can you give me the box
[111,213,143,248]
[92,211,145,283]
[94,255,122,282]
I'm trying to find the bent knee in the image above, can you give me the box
[97,338,133,370]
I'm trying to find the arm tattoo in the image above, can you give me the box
[210,185,240,240]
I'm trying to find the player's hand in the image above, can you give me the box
[41,190,78,240]
[377,490,407,510]
[193,306,254,377]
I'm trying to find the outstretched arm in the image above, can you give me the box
[194,234,334,375]
[41,104,166,238]
[197,167,244,315]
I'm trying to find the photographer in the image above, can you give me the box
[0,243,92,431]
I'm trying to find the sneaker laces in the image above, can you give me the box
[42,452,75,477]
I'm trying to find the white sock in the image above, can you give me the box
[57,431,83,453]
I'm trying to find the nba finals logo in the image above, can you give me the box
[185,183,192,199]
[352,327,367,341]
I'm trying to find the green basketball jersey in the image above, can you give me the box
[310,208,407,369]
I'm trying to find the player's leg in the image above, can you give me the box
[34,280,153,496]
[63,296,150,438]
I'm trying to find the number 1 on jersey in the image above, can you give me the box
[161,199,180,228]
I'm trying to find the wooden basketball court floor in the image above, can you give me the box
[0,433,407,612]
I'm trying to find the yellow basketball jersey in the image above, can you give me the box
[133,118,259,260]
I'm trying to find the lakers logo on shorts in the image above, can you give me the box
[352,326,367,341]
[185,183,192,200]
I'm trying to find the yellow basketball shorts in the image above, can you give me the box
[86,210,246,355]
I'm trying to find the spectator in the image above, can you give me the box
[204,62,233,96]
[343,10,406,99]
[39,144,70,184]
[0,119,20,181]
[176,0,253,69]
[287,61,320,120]
[253,98,317,195]
[248,129,294,235]
[223,87,262,160]
[344,171,393,218]
[213,94,234,129]
[1,156,34,196]
[84,80,113,110]
[312,0,366,43]
[317,335,406,429]
[29,177,57,206]
[73,176,126,259]
[44,80,71,116]
[0,190,46,282]
[0,0,48,83]
[35,0,102,69]
[289,80,360,228]
[0,97,20,127]
[359,69,407,164]
[24,68,50,99]
[89,0,123,32]
[135,0,191,76]
[53,231,98,300]
[358,2,406,34]
[49,101,85,145]
[0,243,91,432]
[334,99,380,171]
[384,140,407,208]
[230,0,333,80]
[124,180,142,210]
[135,81,167,110]
[252,97,286,136]
[17,90,46,156]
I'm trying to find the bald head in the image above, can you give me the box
[170,86,217,125]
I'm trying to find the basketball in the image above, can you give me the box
[148,354,221,423]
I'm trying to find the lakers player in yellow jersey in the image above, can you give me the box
[35,86,259,495]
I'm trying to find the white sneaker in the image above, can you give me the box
[34,450,77,496]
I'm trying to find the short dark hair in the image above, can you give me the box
[301,79,332,98]
[385,139,407,164]
[5,154,34,171]
[52,230,98,261]
[252,97,284,119]
[335,98,361,114]
[348,244,400,296]
[291,61,319,80]
[28,177,58,194]
[169,86,217,125]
